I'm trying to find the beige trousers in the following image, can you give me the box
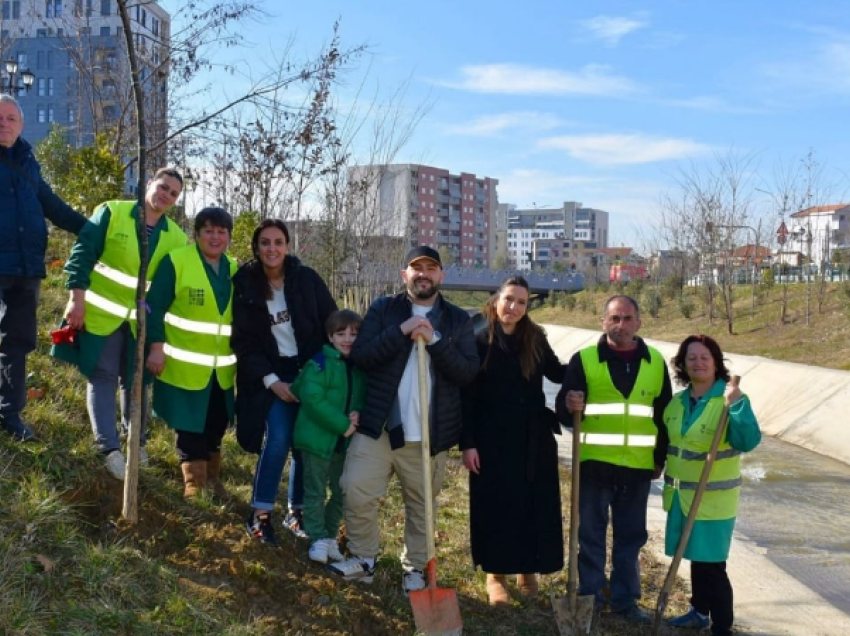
[341,430,447,570]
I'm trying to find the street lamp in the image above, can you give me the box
[3,59,35,95]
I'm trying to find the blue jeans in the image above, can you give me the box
[577,473,650,612]
[250,396,303,511]
[87,325,148,454]
[0,276,40,429]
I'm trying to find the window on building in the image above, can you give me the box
[79,26,90,35]
[48,107,54,122]
[44,1,52,17]
[37,28,47,37]
[12,0,19,18]
[152,16,159,36]
[1,3,9,20]
[37,106,46,123]
[37,78,46,96]
[48,78,54,96]
[17,52,26,68]
[67,107,75,123]
[100,0,109,15]
[100,26,109,36]
[0,30,7,39]
[37,51,45,69]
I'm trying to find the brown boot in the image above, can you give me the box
[517,573,539,598]
[486,573,510,606]
[181,460,207,498]
[207,451,229,499]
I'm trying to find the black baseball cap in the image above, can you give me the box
[405,246,442,267]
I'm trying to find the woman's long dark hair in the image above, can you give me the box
[482,275,546,381]
[248,219,291,300]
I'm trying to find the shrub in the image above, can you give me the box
[679,294,695,318]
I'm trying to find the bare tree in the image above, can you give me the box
[660,149,761,334]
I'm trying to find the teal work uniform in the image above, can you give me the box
[663,379,761,562]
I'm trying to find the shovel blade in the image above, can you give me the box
[551,593,595,636]
[410,585,462,636]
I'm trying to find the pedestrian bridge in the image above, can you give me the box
[438,266,585,295]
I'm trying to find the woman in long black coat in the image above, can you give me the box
[461,275,566,606]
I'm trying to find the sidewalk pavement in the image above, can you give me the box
[554,432,850,636]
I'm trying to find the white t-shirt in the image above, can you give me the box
[398,304,432,442]
[263,286,298,388]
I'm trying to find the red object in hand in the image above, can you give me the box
[50,325,78,345]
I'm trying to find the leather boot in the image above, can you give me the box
[181,460,207,498]
[486,573,510,606]
[206,451,229,499]
[517,573,539,598]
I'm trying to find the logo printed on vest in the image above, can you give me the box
[113,232,129,247]
[188,288,205,306]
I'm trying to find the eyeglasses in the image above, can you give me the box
[605,314,635,324]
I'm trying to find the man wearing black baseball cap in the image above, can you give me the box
[329,245,479,594]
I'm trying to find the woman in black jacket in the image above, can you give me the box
[461,275,566,605]
[231,219,337,546]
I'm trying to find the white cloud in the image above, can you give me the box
[761,37,850,95]
[441,63,637,97]
[538,133,711,165]
[580,15,648,46]
[442,112,567,137]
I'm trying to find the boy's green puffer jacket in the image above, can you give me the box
[292,344,367,459]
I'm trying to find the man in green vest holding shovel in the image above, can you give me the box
[556,294,673,623]
[53,168,187,480]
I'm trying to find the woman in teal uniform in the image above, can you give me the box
[662,334,761,636]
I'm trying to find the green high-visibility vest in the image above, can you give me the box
[158,245,237,391]
[662,395,742,520]
[578,345,665,470]
[85,201,188,337]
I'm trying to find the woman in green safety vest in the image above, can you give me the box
[662,334,761,636]
[145,207,237,499]
[53,168,187,481]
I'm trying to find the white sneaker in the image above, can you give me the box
[104,450,126,480]
[403,568,426,595]
[309,540,329,564]
[326,555,375,583]
[325,538,345,562]
[138,447,150,467]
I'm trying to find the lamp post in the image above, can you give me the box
[2,59,35,95]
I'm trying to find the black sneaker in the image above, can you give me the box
[1,416,36,442]
[283,509,308,539]
[246,512,278,546]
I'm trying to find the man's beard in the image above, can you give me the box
[407,278,439,300]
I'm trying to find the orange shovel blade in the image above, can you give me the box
[409,559,463,636]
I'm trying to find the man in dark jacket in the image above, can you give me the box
[0,94,87,441]
[328,246,479,593]
[556,294,672,623]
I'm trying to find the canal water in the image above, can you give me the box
[543,380,850,617]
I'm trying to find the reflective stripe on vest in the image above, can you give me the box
[664,474,743,491]
[158,245,236,391]
[580,433,657,447]
[662,394,742,520]
[94,261,152,292]
[164,312,232,337]
[84,201,187,337]
[163,343,237,369]
[578,344,665,470]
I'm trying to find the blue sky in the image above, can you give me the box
[166,0,850,249]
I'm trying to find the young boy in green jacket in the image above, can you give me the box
[292,309,367,563]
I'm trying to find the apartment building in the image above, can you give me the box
[348,163,500,267]
[506,201,610,270]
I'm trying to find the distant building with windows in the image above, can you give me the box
[0,0,170,191]
[505,201,610,271]
[348,163,499,267]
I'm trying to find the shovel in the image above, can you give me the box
[651,375,741,636]
[409,336,463,636]
[552,410,595,636]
